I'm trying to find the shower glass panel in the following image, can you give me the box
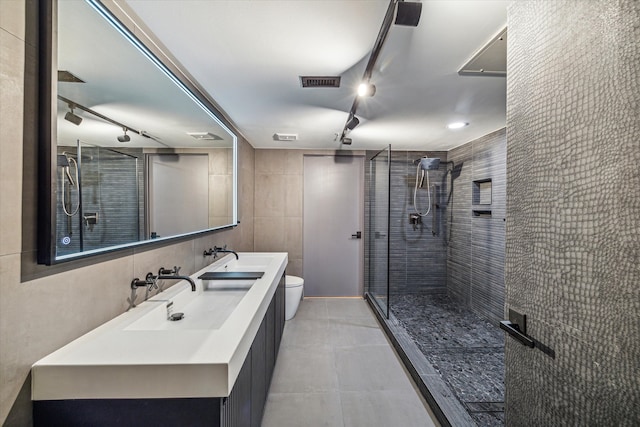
[367,146,390,317]
[56,142,140,255]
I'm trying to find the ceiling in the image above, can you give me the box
[122,0,508,151]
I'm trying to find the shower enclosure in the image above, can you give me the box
[365,139,506,427]
[367,146,390,317]
[56,141,141,257]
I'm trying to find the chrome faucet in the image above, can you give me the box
[156,266,196,292]
[206,245,239,260]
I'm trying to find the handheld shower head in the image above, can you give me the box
[58,154,75,185]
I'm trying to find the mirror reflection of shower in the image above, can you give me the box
[58,152,79,217]
[413,156,440,217]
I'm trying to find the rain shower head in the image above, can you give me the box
[418,156,440,170]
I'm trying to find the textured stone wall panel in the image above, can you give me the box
[506,0,640,424]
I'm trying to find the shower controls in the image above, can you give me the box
[83,212,98,230]
[409,213,422,225]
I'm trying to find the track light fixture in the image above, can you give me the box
[395,2,422,27]
[357,82,376,97]
[346,116,360,131]
[64,105,82,126]
[117,128,131,142]
[339,0,419,147]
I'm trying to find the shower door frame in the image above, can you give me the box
[366,145,391,318]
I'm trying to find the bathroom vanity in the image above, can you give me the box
[32,253,287,427]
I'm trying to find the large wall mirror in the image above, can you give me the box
[38,0,238,265]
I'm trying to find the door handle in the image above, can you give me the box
[351,231,362,239]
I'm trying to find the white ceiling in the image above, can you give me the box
[123,0,508,151]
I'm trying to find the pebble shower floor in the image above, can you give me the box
[391,293,505,426]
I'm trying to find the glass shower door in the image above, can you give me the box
[367,146,390,317]
[78,142,140,251]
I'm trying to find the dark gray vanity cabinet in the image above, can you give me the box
[33,273,286,427]
[221,272,285,427]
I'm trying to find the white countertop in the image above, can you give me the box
[31,252,287,400]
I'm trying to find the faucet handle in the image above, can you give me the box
[146,272,158,290]
[158,266,180,275]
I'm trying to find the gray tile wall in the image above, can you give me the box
[365,133,505,325]
[447,129,506,324]
[365,150,450,298]
[506,1,640,424]
[388,151,449,296]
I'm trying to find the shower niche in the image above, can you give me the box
[472,178,492,217]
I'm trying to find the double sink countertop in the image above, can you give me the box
[31,252,287,401]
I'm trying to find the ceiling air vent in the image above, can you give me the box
[300,76,341,88]
[187,132,223,141]
[273,133,298,141]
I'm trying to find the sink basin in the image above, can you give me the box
[204,279,256,290]
[32,252,289,401]
[199,271,264,280]
[126,290,248,331]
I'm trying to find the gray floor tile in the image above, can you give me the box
[334,345,414,392]
[329,317,388,348]
[326,298,373,319]
[281,318,331,349]
[292,298,329,320]
[341,390,437,427]
[269,346,339,393]
[262,392,345,427]
[262,298,437,427]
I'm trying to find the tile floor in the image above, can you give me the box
[261,298,439,427]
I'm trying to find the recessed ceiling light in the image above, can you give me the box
[447,122,468,130]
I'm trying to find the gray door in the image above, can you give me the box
[303,155,364,296]
[148,154,209,238]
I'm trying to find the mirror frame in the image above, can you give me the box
[37,0,238,265]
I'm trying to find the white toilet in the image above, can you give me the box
[285,275,304,320]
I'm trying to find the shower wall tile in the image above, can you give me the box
[366,150,449,297]
[506,1,640,424]
[447,129,506,324]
